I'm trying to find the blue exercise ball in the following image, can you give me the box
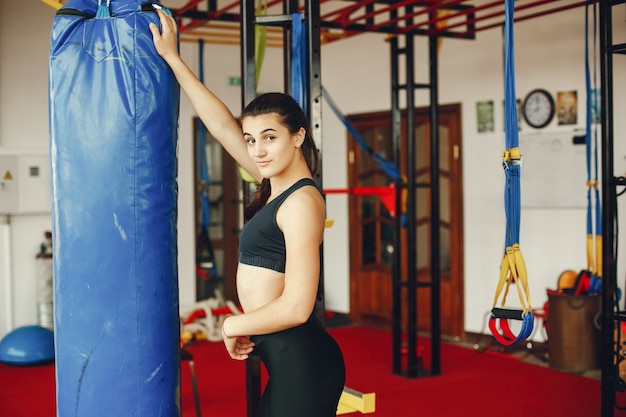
[0,325,55,366]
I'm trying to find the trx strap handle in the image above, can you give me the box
[489,0,533,345]
[489,310,535,345]
[491,307,524,321]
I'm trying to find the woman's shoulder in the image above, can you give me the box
[277,180,325,224]
[297,177,323,194]
[290,177,319,193]
[278,189,325,245]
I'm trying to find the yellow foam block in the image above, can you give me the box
[336,386,375,415]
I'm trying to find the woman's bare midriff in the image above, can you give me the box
[236,263,285,312]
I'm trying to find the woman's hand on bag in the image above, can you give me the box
[149,9,179,63]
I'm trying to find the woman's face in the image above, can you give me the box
[242,113,305,179]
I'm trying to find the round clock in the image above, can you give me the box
[522,89,555,129]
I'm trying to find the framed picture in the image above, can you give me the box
[476,100,494,133]
[557,90,578,125]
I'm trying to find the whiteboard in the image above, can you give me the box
[518,131,589,208]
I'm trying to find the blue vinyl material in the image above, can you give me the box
[48,1,180,415]
[0,326,55,366]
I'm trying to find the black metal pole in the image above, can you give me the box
[241,2,260,416]
[599,1,617,416]
[241,0,256,106]
[405,32,418,378]
[428,25,442,377]
[390,35,403,376]
[303,0,326,325]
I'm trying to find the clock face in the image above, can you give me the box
[522,89,555,129]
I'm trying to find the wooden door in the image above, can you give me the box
[348,104,464,338]
[347,114,396,327]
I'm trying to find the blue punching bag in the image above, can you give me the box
[48,1,180,416]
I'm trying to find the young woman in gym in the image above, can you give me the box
[150,10,346,417]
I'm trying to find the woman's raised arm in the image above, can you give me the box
[149,9,262,183]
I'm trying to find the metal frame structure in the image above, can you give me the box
[388,22,442,378]
[173,1,591,43]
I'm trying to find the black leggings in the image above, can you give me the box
[251,318,346,417]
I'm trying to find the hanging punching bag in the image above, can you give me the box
[48,1,180,416]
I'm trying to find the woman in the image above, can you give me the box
[150,10,346,417]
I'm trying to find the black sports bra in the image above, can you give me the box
[238,178,319,273]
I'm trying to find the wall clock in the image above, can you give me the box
[522,89,555,129]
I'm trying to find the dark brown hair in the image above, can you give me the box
[242,93,319,220]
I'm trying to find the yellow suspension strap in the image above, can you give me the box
[255,0,268,85]
[489,0,533,345]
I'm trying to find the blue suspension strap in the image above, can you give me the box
[196,39,218,281]
[291,12,307,113]
[197,39,210,236]
[322,86,402,183]
[291,13,401,181]
[291,12,403,228]
[489,0,534,345]
[583,0,602,296]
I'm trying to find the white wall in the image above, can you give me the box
[0,1,56,340]
[444,10,626,333]
[320,7,626,335]
[1,2,625,340]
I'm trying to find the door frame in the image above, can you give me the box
[347,103,464,338]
